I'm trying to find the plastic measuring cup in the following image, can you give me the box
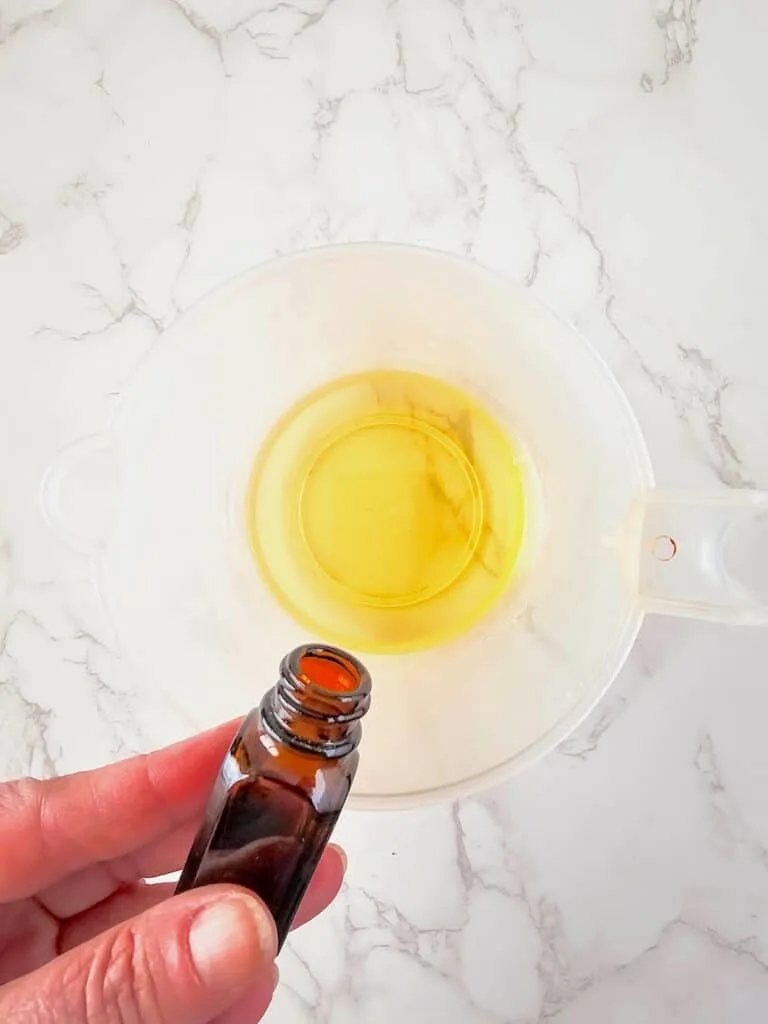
[41,245,768,808]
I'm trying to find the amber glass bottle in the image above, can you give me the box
[176,643,372,948]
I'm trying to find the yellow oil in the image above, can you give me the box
[246,370,527,654]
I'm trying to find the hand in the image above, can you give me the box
[0,722,346,1023]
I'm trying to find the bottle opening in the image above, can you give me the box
[272,644,373,747]
[297,650,362,694]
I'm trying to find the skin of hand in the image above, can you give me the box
[0,721,346,1024]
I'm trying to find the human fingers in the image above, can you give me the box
[58,883,177,954]
[0,886,277,1024]
[37,818,204,918]
[56,844,347,952]
[290,844,347,930]
[199,846,345,1024]
[209,978,281,1024]
[0,719,241,902]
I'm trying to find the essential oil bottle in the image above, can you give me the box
[176,643,372,948]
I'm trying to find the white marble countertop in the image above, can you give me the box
[3,0,768,1020]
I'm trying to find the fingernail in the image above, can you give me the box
[189,897,277,985]
[330,844,348,873]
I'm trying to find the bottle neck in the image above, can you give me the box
[260,644,372,759]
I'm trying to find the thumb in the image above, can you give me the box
[0,886,278,1024]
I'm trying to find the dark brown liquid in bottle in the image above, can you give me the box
[176,644,371,948]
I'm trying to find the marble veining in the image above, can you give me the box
[2,0,768,1020]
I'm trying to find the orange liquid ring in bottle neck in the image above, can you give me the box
[297,651,362,693]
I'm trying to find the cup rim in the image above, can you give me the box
[98,242,657,808]
[348,602,646,810]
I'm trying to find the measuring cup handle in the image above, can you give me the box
[634,490,768,625]
[40,434,118,556]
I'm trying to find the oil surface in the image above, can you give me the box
[247,370,527,653]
